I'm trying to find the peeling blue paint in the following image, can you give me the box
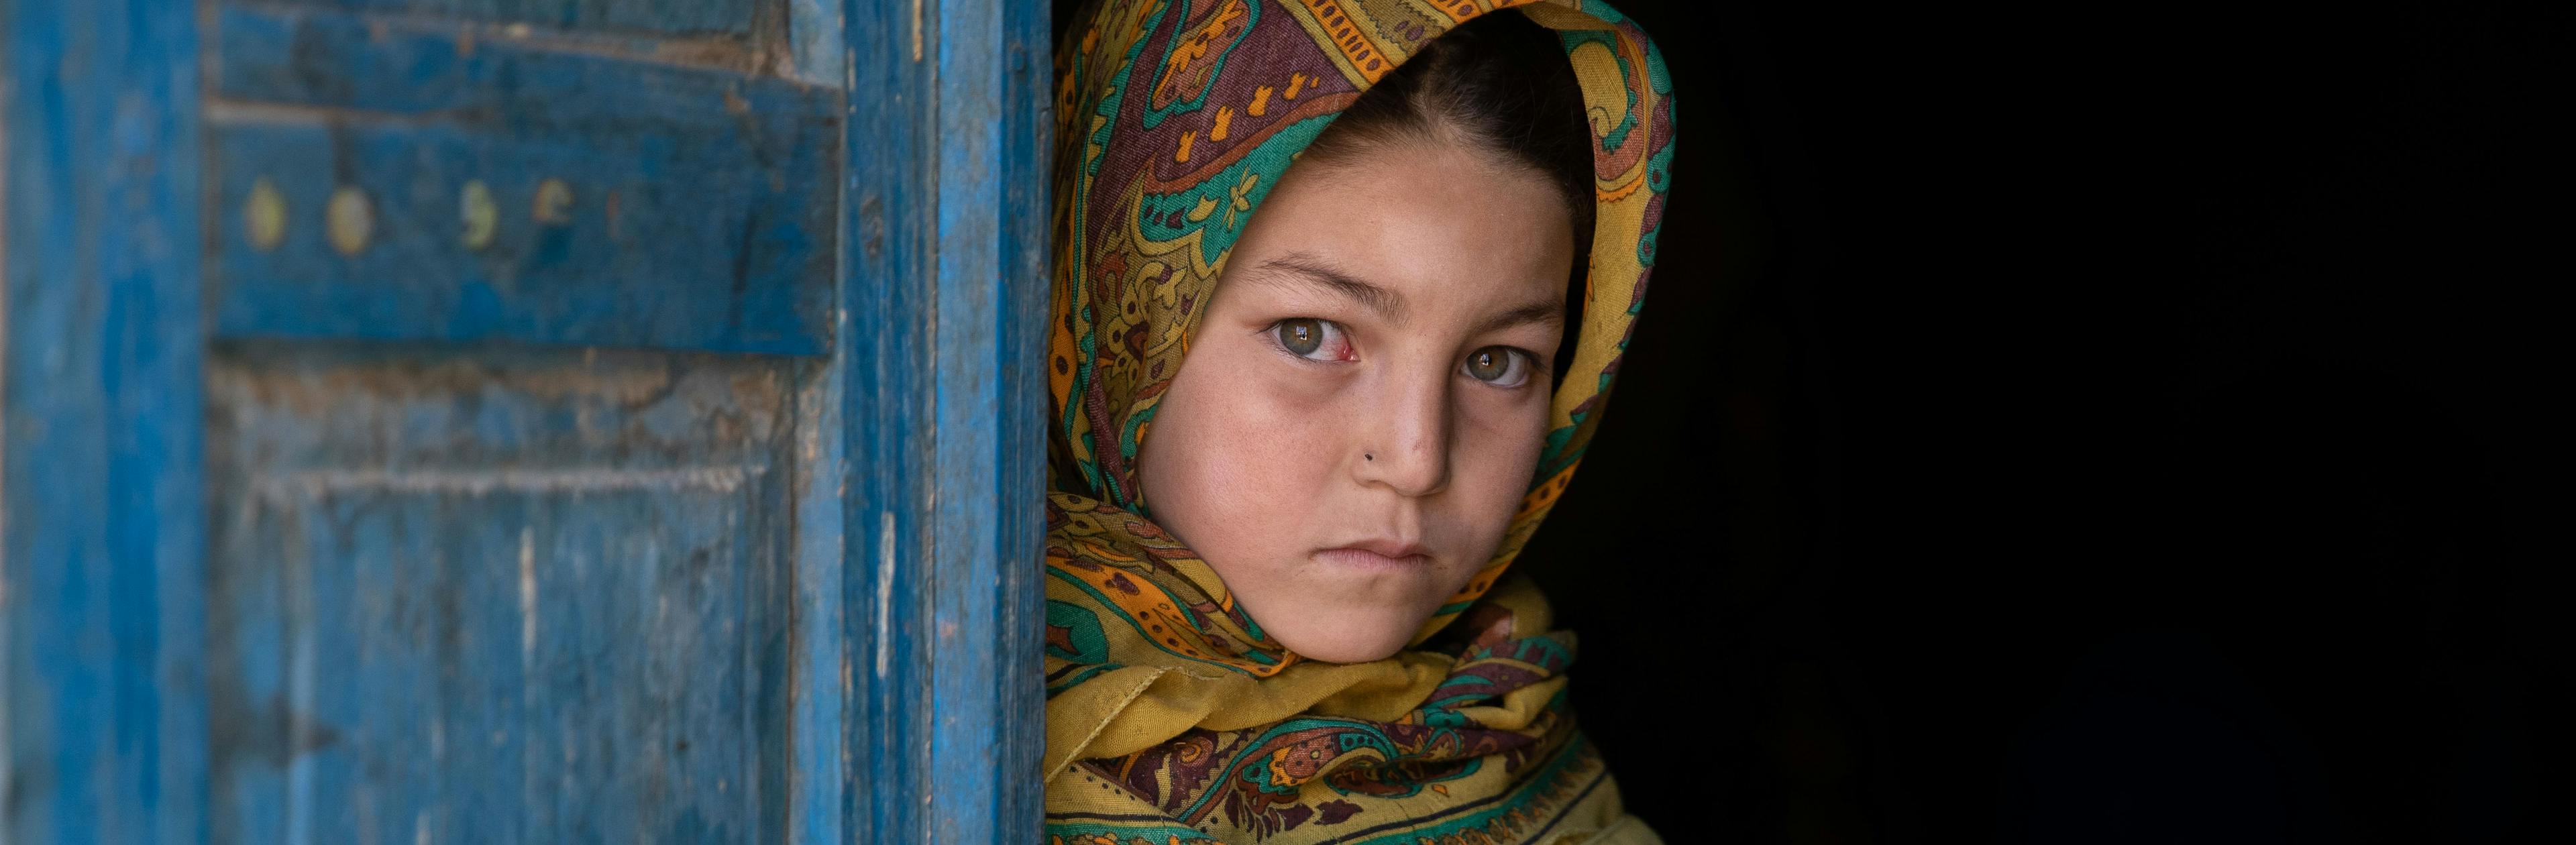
[208,6,839,354]
[3,1,210,842]
[5,1,1050,842]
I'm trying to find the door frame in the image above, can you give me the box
[830,0,1052,841]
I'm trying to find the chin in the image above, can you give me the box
[1277,621,1417,665]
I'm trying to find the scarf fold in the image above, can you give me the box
[1045,1,1674,842]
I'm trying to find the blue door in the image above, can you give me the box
[3,1,1046,842]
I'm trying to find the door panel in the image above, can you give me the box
[191,2,826,841]
[208,5,839,353]
[290,1,763,38]
[203,344,798,843]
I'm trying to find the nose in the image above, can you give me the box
[1354,363,1451,498]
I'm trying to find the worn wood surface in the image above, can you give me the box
[204,343,801,844]
[250,0,761,38]
[838,0,1050,840]
[3,0,212,842]
[840,0,938,838]
[208,5,841,353]
[6,0,1051,840]
[924,0,1051,840]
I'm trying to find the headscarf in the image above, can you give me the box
[1043,1,1674,842]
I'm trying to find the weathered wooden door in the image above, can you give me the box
[3,1,1046,843]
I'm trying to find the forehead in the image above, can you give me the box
[1232,140,1575,311]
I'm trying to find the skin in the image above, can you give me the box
[1135,133,1576,663]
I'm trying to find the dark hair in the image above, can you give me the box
[1301,10,1596,383]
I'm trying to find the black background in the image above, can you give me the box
[1058,2,2568,840]
[1514,2,2567,842]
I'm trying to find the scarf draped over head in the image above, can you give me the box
[1044,1,1674,842]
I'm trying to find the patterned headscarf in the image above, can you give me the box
[1044,1,1673,842]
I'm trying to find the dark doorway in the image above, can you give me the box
[1518,2,2567,842]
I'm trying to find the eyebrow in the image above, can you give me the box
[1470,298,1567,338]
[1253,253,1407,323]
[1252,252,1566,337]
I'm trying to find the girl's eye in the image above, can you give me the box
[1272,318,1346,361]
[1464,346,1534,388]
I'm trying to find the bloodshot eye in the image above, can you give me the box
[1277,319,1324,356]
[1271,318,1351,361]
[1464,346,1534,388]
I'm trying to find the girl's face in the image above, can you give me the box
[1136,137,1575,663]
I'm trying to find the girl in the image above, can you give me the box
[1043,2,1674,841]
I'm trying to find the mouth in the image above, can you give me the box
[1314,539,1434,570]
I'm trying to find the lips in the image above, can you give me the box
[1341,538,1430,559]
[1315,538,1432,569]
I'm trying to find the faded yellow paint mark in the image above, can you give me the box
[245,176,287,252]
[532,178,574,225]
[325,186,372,256]
[459,180,496,250]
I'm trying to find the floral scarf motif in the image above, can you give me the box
[1044,1,1674,842]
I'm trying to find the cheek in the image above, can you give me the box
[1448,396,1550,541]
[1141,349,1344,547]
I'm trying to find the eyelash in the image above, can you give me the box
[1260,318,1546,390]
